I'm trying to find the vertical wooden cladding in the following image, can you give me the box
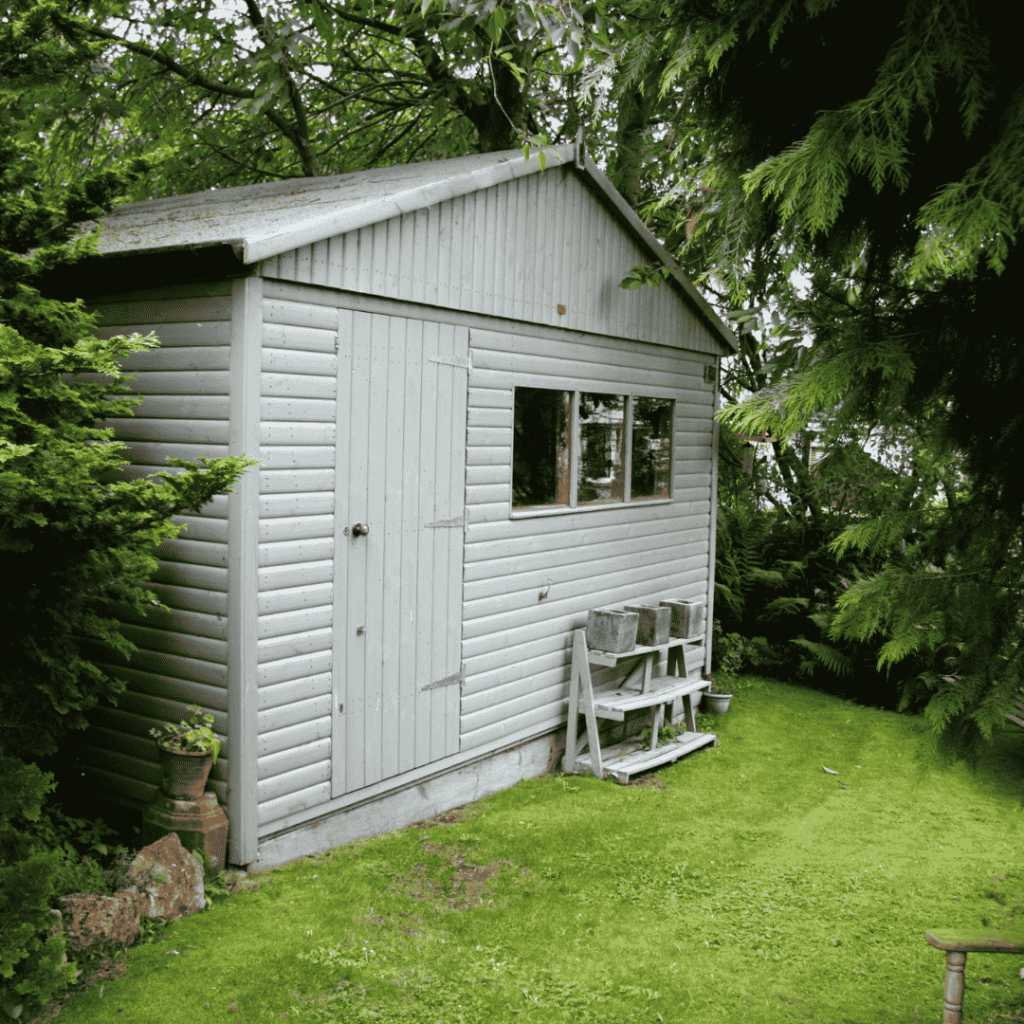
[78,286,234,808]
[260,171,720,356]
[461,328,716,753]
[335,312,465,804]
[256,294,339,830]
[254,292,468,833]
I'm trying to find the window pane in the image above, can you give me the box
[578,392,625,505]
[631,397,673,500]
[512,387,572,508]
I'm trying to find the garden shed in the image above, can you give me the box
[55,141,737,870]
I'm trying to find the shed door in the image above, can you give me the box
[332,311,467,797]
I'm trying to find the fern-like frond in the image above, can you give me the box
[758,596,810,622]
[791,638,855,677]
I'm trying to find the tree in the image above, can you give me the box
[602,0,1024,758]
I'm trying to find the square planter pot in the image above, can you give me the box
[660,599,705,639]
[624,604,671,647]
[586,609,640,653]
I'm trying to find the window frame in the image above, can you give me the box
[510,386,675,519]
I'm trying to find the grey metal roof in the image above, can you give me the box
[91,143,737,352]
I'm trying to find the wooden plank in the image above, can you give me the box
[262,347,338,377]
[118,622,227,663]
[259,537,333,567]
[96,370,231,395]
[91,294,233,326]
[258,559,334,593]
[263,296,341,333]
[257,626,332,664]
[346,310,371,792]
[446,326,469,756]
[257,648,333,688]
[261,372,337,401]
[115,603,228,641]
[258,581,333,617]
[102,417,230,445]
[431,323,455,763]
[331,307,351,798]
[398,317,423,774]
[260,396,336,422]
[260,421,335,446]
[227,277,262,867]
[258,725,331,766]
[119,346,230,372]
[705,373,721,673]
[260,468,335,493]
[130,394,230,420]
[259,673,333,712]
[150,561,229,592]
[572,732,717,783]
[166,515,229,544]
[257,445,335,471]
[146,582,229,616]
[158,537,229,568]
[260,492,335,519]
[257,694,330,739]
[380,315,406,782]
[257,781,332,829]
[258,604,333,640]
[96,321,231,347]
[256,759,331,805]
[466,464,511,487]
[467,407,513,428]
[415,320,439,769]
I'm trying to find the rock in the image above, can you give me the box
[127,832,205,920]
[56,889,148,953]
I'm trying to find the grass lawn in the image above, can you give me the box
[44,675,1024,1024]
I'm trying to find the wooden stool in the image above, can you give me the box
[926,929,1024,1023]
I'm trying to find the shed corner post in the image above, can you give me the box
[227,275,263,867]
[704,359,721,676]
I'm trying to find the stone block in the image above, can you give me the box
[624,604,671,647]
[56,889,148,953]
[586,609,639,653]
[127,832,205,920]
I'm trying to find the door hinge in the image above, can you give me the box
[422,665,464,691]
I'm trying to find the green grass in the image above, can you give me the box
[45,676,1024,1023]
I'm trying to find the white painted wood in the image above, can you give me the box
[258,626,332,663]
[119,346,229,372]
[261,396,336,422]
[258,515,334,544]
[259,605,333,640]
[259,673,333,712]
[261,372,337,401]
[227,276,263,866]
[258,582,333,617]
[258,694,332,737]
[115,603,229,641]
[146,583,229,616]
[258,560,334,593]
[258,649,333,688]
[259,721,331,763]
[260,492,335,518]
[91,293,233,326]
[260,468,334,493]
[95,321,231,347]
[257,760,331,805]
[259,537,334,567]
[101,418,230,445]
[131,395,231,420]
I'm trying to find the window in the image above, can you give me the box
[512,387,674,513]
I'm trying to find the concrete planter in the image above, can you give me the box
[586,609,639,653]
[660,599,705,639]
[624,604,671,647]
[705,692,732,715]
[157,746,213,802]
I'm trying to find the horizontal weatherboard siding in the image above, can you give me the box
[460,326,715,753]
[79,285,235,811]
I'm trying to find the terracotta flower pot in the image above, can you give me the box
[157,746,213,801]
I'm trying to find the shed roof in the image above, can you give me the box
[88,142,736,351]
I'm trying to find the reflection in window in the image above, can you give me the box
[578,392,625,504]
[631,397,673,500]
[512,387,572,508]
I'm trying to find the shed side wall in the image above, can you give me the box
[79,284,235,808]
[254,294,339,830]
[259,170,719,355]
[461,327,716,751]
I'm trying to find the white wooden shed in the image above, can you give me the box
[59,142,737,869]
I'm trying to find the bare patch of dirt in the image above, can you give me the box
[387,843,518,913]
[411,802,477,828]
[626,771,669,789]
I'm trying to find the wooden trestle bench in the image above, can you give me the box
[924,697,1024,1022]
[925,929,1024,1024]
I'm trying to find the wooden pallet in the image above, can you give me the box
[563,628,717,783]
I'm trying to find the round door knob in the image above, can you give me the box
[351,523,369,537]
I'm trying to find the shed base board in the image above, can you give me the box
[247,731,562,872]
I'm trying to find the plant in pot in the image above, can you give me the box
[149,705,222,801]
[703,675,733,715]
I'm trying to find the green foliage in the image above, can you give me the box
[149,705,222,763]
